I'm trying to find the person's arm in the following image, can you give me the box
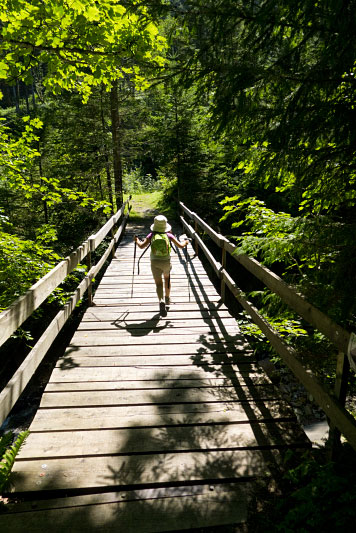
[170,235,189,249]
[134,235,150,249]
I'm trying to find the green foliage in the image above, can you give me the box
[126,191,164,220]
[0,430,29,494]
[0,109,112,221]
[128,80,237,217]
[220,195,356,326]
[221,195,298,267]
[47,264,88,307]
[8,327,34,347]
[159,171,178,208]
[0,195,91,311]
[264,453,356,532]
[0,1,168,279]
[0,0,167,100]
[237,309,308,361]
[0,432,12,457]
[180,0,356,215]
[0,229,60,310]
[123,167,161,194]
[221,195,336,274]
[0,114,42,194]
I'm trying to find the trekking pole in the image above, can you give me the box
[137,242,151,275]
[184,245,191,302]
[131,236,137,298]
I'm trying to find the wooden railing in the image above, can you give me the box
[180,202,356,456]
[0,197,131,425]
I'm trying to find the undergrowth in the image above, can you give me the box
[0,430,29,496]
[257,448,356,532]
[124,191,163,219]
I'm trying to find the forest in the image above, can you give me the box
[1,0,356,325]
[1,0,356,529]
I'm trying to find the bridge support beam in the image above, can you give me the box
[328,351,350,459]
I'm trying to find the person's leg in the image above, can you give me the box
[162,259,172,305]
[151,261,166,315]
[164,274,170,305]
[155,275,164,301]
[151,261,163,299]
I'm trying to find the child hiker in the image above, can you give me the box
[133,215,189,316]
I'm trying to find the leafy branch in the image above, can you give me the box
[0,431,29,494]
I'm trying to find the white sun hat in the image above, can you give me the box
[150,215,171,232]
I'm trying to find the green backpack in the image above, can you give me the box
[151,232,171,257]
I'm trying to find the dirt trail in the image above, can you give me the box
[130,197,158,218]
[127,198,181,237]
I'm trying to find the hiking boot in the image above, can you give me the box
[159,300,167,317]
[165,296,170,306]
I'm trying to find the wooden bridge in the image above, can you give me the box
[1,200,356,532]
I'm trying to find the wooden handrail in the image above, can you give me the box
[0,197,131,425]
[223,241,350,354]
[0,196,131,348]
[89,202,127,250]
[222,269,356,452]
[179,201,356,454]
[180,202,351,353]
[180,217,221,276]
[0,241,90,348]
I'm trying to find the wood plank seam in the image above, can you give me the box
[5,218,311,532]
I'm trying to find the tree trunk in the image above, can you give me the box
[100,87,114,214]
[25,84,30,113]
[31,74,36,109]
[97,174,104,201]
[110,81,123,209]
[174,94,181,202]
[38,143,48,223]
[13,84,20,114]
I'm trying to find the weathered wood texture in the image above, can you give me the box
[180,202,351,353]
[0,200,131,426]
[0,199,130,348]
[4,221,310,532]
[180,202,356,454]
[1,484,252,533]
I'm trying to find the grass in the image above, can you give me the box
[124,191,162,218]
[125,191,177,222]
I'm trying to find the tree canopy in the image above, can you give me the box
[0,0,166,98]
[176,0,356,214]
[1,3,356,527]
[1,0,356,326]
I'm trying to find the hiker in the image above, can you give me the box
[133,215,189,316]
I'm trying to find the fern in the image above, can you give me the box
[0,430,29,493]
[0,432,13,458]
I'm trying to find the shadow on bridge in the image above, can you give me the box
[4,237,310,532]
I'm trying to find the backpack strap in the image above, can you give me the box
[170,240,178,254]
[137,233,177,275]
[137,242,151,275]
[167,233,178,254]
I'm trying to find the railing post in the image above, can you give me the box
[328,351,350,458]
[180,202,185,222]
[194,218,199,256]
[221,240,227,302]
[111,227,116,259]
[87,236,95,306]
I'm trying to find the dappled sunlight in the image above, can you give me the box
[4,215,309,532]
[57,346,80,370]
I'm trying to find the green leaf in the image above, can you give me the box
[86,6,100,21]
[0,61,9,78]
[0,431,29,492]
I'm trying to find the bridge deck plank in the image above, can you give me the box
[6,225,310,532]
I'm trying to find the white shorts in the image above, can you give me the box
[151,258,171,279]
